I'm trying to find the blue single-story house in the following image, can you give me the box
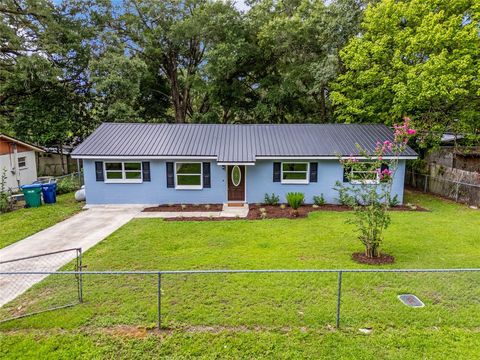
[71,123,417,206]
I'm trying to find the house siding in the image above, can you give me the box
[246,159,406,204]
[0,151,38,190]
[83,159,227,205]
[83,159,407,205]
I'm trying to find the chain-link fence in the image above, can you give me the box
[1,268,478,329]
[406,170,480,206]
[0,248,82,323]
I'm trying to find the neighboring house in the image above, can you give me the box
[427,145,480,173]
[0,134,45,191]
[38,145,76,176]
[71,123,417,205]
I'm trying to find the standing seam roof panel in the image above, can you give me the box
[72,123,417,161]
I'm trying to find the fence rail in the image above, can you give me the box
[406,170,480,206]
[1,267,479,329]
[0,248,82,322]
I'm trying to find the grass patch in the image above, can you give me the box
[0,193,84,249]
[0,191,479,358]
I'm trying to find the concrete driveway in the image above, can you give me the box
[0,206,143,307]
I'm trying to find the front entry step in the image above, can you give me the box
[222,203,249,218]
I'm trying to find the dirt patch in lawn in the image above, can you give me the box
[352,252,395,265]
[102,325,149,338]
[143,204,223,212]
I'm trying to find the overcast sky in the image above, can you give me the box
[233,0,250,12]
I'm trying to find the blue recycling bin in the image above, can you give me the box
[41,182,57,204]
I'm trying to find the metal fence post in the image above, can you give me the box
[78,248,83,303]
[424,174,428,193]
[336,270,343,329]
[455,182,460,202]
[157,273,162,329]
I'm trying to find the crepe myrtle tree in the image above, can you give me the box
[338,118,416,258]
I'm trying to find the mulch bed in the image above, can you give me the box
[162,203,427,221]
[143,204,223,212]
[352,252,395,265]
[246,204,426,220]
[389,204,428,212]
[247,204,346,219]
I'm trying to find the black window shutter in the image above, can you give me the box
[142,162,151,182]
[95,161,104,181]
[166,162,174,188]
[203,162,211,188]
[273,162,281,182]
[343,165,350,183]
[309,162,318,182]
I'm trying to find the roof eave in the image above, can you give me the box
[0,134,45,153]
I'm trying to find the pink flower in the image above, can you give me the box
[407,129,416,135]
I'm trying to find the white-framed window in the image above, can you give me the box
[175,162,203,189]
[104,162,142,183]
[348,162,379,185]
[18,156,27,169]
[281,162,309,184]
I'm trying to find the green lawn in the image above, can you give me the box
[1,191,480,359]
[0,193,84,249]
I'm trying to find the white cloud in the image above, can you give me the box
[233,0,250,12]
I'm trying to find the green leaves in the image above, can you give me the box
[90,51,148,123]
[331,0,480,142]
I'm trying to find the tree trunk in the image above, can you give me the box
[319,86,327,122]
[165,53,186,124]
[365,245,379,258]
[59,145,66,175]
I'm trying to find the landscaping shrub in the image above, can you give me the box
[388,194,400,207]
[0,168,13,214]
[313,194,326,206]
[333,181,354,206]
[286,192,304,216]
[56,176,79,195]
[264,193,280,205]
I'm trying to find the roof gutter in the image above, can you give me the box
[71,155,218,160]
[255,156,418,160]
[217,162,256,166]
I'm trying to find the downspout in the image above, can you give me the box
[13,143,20,188]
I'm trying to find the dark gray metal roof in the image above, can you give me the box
[72,123,417,162]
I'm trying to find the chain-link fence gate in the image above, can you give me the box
[0,248,82,323]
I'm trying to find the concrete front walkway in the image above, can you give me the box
[135,204,249,219]
[0,206,142,307]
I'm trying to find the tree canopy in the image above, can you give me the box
[0,0,478,148]
[331,0,480,145]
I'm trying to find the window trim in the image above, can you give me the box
[17,156,27,169]
[103,161,143,184]
[174,161,203,190]
[231,165,241,186]
[281,162,310,184]
[348,162,380,185]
